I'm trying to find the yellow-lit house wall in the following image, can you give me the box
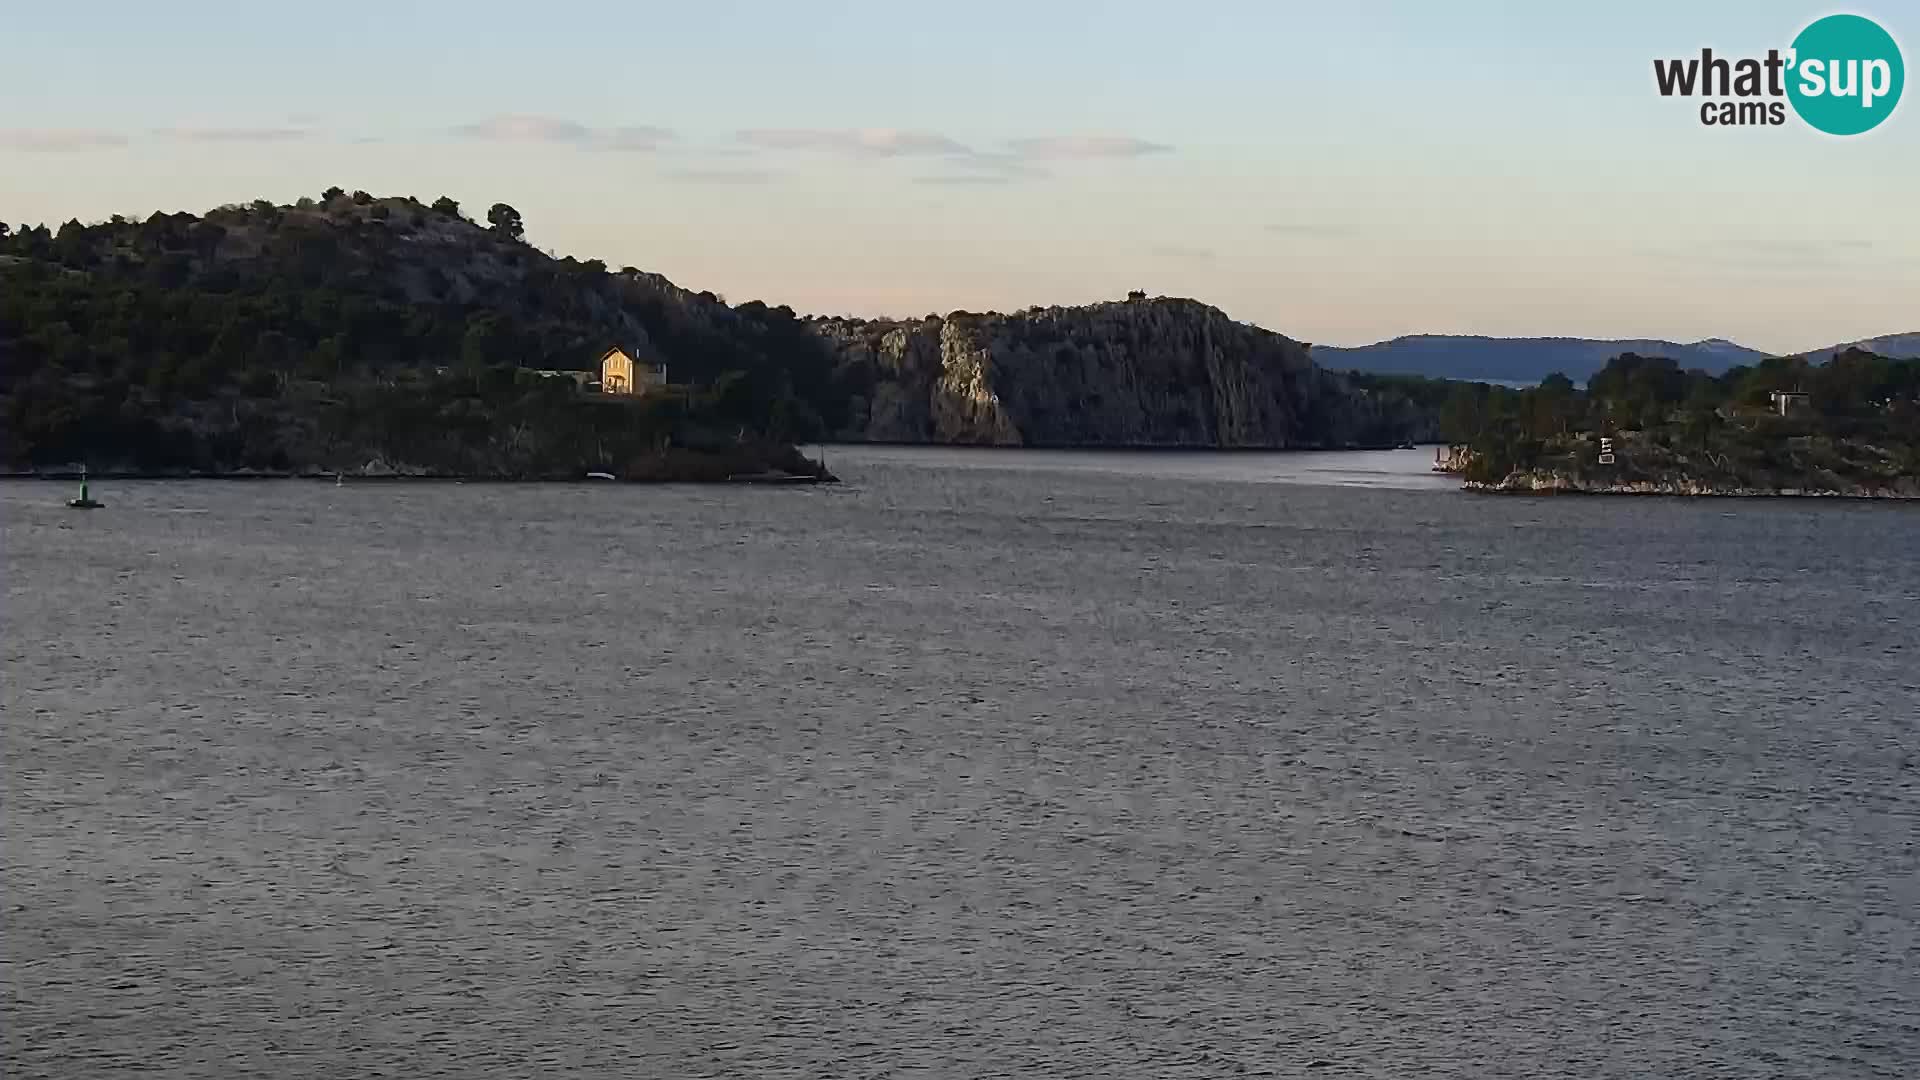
[598,347,667,395]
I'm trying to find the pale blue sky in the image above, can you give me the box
[4,0,1914,353]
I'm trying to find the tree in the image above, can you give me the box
[1813,348,1891,418]
[461,316,512,370]
[1681,382,1722,449]
[1438,383,1488,444]
[53,219,96,267]
[322,186,345,202]
[1529,372,1576,437]
[431,196,462,218]
[351,190,374,206]
[486,203,525,241]
[1732,354,1810,409]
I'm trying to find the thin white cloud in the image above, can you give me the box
[158,127,313,143]
[727,127,1172,177]
[1636,238,1904,270]
[1,129,130,151]
[736,128,973,157]
[453,114,594,143]
[604,125,676,151]
[453,114,675,151]
[1006,135,1171,159]
[1710,235,1887,260]
[1627,246,1898,278]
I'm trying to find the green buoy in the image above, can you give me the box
[67,467,103,509]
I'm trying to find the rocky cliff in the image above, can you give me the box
[814,297,1434,448]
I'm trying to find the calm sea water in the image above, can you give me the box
[4,448,1917,1078]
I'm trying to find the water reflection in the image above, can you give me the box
[822,445,1458,490]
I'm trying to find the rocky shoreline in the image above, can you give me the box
[1441,427,1919,499]
[1,455,838,486]
[3,473,837,484]
[1463,472,1920,499]
[1431,445,1475,474]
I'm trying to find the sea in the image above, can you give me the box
[4,447,1916,1078]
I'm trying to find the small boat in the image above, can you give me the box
[1397,441,1418,450]
[586,471,617,481]
[67,468,104,509]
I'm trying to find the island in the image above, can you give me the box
[1435,350,1920,498]
[0,193,838,483]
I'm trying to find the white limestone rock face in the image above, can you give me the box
[816,297,1425,448]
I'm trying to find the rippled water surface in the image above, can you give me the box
[5,448,1918,1078]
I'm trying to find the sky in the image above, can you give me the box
[2,0,1915,354]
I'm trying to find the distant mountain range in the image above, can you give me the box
[1314,333,1920,384]
[1802,333,1920,364]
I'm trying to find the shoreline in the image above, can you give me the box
[4,448,1442,484]
[0,470,836,485]
[815,441,1439,453]
[1463,477,1920,501]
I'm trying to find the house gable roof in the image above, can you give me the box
[598,345,659,367]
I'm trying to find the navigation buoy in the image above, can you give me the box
[67,467,104,509]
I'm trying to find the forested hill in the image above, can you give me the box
[0,191,854,475]
[1444,349,1920,496]
[2,189,1438,470]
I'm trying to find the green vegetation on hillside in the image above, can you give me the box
[1344,372,1461,417]
[0,193,847,477]
[1442,350,1920,493]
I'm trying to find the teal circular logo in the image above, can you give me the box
[1787,14,1904,135]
